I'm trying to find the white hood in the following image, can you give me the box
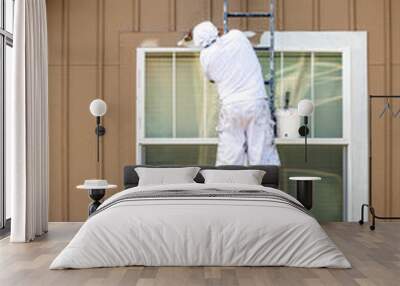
[193,21,218,48]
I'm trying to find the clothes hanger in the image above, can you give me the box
[393,107,400,118]
[392,101,400,118]
[379,97,394,118]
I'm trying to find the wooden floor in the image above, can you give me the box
[0,222,399,286]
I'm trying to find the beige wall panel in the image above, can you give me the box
[355,0,385,65]
[211,0,224,27]
[392,65,400,95]
[211,0,245,30]
[231,0,247,30]
[68,67,98,221]
[104,0,134,65]
[282,0,313,30]
[48,66,63,221]
[390,99,400,216]
[319,0,350,30]
[391,64,400,95]
[68,0,98,65]
[139,0,170,32]
[176,0,210,32]
[119,33,182,175]
[391,0,400,64]
[46,0,400,220]
[47,0,63,65]
[247,0,271,32]
[118,63,135,184]
[368,65,385,96]
[370,100,389,216]
[102,66,121,198]
[119,38,136,175]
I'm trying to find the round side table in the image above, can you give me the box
[289,177,321,210]
[77,184,117,215]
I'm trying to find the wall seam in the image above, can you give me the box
[313,0,320,31]
[349,0,356,30]
[207,0,212,21]
[279,0,285,30]
[97,0,105,179]
[243,0,248,31]
[61,0,70,221]
[169,0,176,32]
[134,0,140,32]
[384,0,393,216]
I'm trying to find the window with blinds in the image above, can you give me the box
[143,51,342,140]
[144,52,219,139]
[145,53,173,138]
[137,49,346,222]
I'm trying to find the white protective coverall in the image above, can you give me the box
[193,21,280,166]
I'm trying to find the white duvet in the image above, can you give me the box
[50,183,351,269]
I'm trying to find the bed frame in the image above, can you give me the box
[123,165,280,189]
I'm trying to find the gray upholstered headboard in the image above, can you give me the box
[123,165,280,189]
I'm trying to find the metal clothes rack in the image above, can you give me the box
[359,95,400,230]
[223,0,276,121]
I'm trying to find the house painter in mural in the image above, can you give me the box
[192,21,280,166]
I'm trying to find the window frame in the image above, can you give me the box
[136,32,368,222]
[136,48,350,148]
[0,0,14,230]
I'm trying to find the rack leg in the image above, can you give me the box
[359,203,400,231]
[359,203,369,225]
[369,206,376,231]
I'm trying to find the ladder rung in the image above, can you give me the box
[254,46,270,51]
[226,12,272,18]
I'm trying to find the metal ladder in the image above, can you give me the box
[223,0,276,121]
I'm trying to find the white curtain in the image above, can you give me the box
[9,0,49,242]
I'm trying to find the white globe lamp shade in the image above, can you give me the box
[297,99,314,116]
[90,99,107,117]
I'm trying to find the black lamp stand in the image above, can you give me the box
[95,116,106,162]
[88,189,106,215]
[298,116,310,162]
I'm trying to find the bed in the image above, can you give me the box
[50,165,350,269]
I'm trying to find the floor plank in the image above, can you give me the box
[0,222,399,286]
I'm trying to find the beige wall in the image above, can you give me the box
[47,0,400,221]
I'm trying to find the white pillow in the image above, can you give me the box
[200,169,266,185]
[135,167,200,186]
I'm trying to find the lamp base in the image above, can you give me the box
[95,125,106,136]
[298,125,309,137]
